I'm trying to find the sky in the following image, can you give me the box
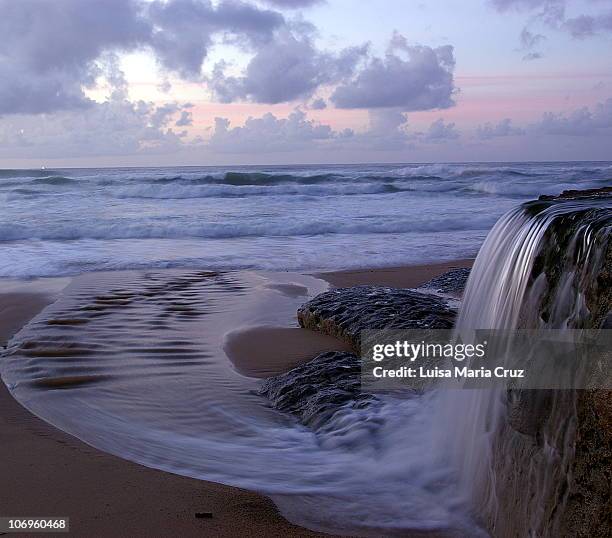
[0,0,611,167]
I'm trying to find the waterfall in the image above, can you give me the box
[439,195,611,536]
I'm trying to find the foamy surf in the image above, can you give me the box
[0,162,609,278]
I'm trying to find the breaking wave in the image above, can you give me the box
[0,215,497,242]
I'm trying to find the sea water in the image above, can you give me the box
[1,161,609,278]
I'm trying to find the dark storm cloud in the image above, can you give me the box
[330,39,456,111]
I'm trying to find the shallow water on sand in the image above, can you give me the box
[1,269,483,536]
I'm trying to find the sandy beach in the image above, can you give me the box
[0,261,472,537]
[317,259,474,288]
[0,286,337,537]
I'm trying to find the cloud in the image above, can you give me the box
[259,0,323,8]
[0,95,191,159]
[0,0,286,113]
[520,28,545,49]
[175,109,194,127]
[368,109,408,133]
[517,27,546,60]
[490,0,562,12]
[1,1,456,118]
[310,98,327,110]
[522,51,543,60]
[477,118,525,139]
[209,29,367,104]
[330,112,460,150]
[491,0,612,41]
[210,31,455,110]
[330,35,455,111]
[421,119,459,142]
[0,0,150,114]
[490,0,566,27]
[208,109,334,152]
[533,98,612,136]
[207,107,419,154]
[564,11,612,38]
[209,108,461,155]
[147,0,284,78]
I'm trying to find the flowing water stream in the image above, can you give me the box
[442,196,611,536]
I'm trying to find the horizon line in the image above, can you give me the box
[2,159,612,171]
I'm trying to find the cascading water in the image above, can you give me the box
[441,193,611,537]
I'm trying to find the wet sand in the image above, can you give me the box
[0,286,331,538]
[224,260,474,379]
[0,262,472,537]
[224,326,352,378]
[318,259,474,288]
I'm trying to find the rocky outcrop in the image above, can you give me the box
[486,188,611,538]
[297,286,456,352]
[419,267,471,296]
[539,185,612,201]
[260,271,466,433]
[258,351,375,431]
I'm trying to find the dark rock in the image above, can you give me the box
[485,189,612,538]
[258,351,376,431]
[538,186,612,201]
[261,282,458,433]
[420,267,471,296]
[297,287,456,352]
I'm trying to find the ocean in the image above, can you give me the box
[2,161,610,278]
